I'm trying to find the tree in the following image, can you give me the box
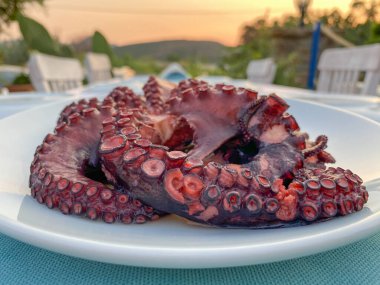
[92,31,123,67]
[222,1,380,86]
[0,0,45,33]
[351,0,379,22]
[16,13,73,57]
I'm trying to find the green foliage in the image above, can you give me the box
[180,59,206,77]
[92,31,123,67]
[0,0,44,32]
[166,54,181,62]
[16,13,73,57]
[312,1,380,44]
[273,53,298,87]
[176,59,226,77]
[222,1,380,86]
[16,13,59,55]
[119,52,225,77]
[351,0,379,22]
[113,40,225,63]
[368,22,380,43]
[241,17,275,48]
[0,40,28,65]
[59,44,75,58]
[121,53,162,74]
[316,9,371,45]
[12,73,30,85]
[222,16,277,79]
[221,45,262,79]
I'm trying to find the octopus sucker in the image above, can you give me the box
[29,77,368,228]
[29,88,163,224]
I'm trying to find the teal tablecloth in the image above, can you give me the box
[1,232,380,285]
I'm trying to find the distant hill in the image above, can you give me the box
[113,40,227,62]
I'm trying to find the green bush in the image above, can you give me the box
[368,22,380,43]
[273,53,298,87]
[222,2,380,87]
[12,73,30,85]
[92,31,123,67]
[0,40,28,65]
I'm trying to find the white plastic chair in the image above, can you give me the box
[317,44,380,95]
[246,58,277,84]
[28,53,83,92]
[84,52,112,84]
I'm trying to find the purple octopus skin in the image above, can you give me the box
[29,88,162,224]
[29,77,368,228]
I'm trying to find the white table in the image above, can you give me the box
[1,77,380,123]
[0,93,70,119]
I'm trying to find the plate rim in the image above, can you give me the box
[1,201,380,268]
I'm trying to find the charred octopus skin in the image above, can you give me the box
[30,77,368,228]
[29,87,162,224]
[99,79,368,228]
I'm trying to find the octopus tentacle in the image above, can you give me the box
[238,96,263,143]
[143,76,176,114]
[100,129,366,227]
[98,81,367,227]
[302,135,328,158]
[29,89,162,224]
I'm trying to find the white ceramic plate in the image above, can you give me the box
[1,97,380,269]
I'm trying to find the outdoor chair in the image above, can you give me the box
[84,52,112,84]
[28,53,83,92]
[317,44,380,95]
[246,58,277,84]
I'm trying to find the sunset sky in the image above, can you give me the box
[2,0,354,46]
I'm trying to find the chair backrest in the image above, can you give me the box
[84,52,112,84]
[246,58,277,84]
[28,53,83,92]
[317,44,380,95]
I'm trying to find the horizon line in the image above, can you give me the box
[1,37,234,47]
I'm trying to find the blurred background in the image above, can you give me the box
[0,0,379,90]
